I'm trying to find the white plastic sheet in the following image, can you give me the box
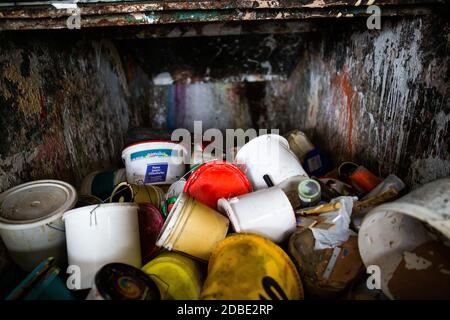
[310,196,357,250]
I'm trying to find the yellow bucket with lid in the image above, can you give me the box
[142,251,205,300]
[200,233,304,300]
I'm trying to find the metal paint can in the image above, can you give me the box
[110,182,165,210]
[86,263,160,300]
[133,184,165,208]
[200,233,304,300]
[298,179,321,207]
[142,251,204,300]
[349,166,382,193]
[0,180,77,271]
[156,193,229,261]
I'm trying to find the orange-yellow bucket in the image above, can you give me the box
[200,233,304,300]
[141,251,205,300]
[156,193,229,261]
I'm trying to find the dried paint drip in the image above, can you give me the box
[403,251,432,271]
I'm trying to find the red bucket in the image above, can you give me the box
[138,203,164,264]
[183,161,252,210]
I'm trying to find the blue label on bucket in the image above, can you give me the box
[144,163,168,183]
[131,149,174,161]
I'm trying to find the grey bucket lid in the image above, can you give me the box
[0,180,77,225]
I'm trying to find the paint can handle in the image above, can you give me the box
[46,222,65,232]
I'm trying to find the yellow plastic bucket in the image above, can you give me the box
[142,251,205,300]
[156,193,229,261]
[200,233,304,300]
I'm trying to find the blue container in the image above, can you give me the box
[303,148,331,177]
[6,257,74,300]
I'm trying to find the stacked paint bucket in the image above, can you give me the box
[149,148,308,300]
[0,133,315,301]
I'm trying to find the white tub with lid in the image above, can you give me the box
[122,140,186,185]
[0,180,77,271]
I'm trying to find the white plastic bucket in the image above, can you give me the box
[358,178,450,300]
[0,180,77,271]
[235,134,308,190]
[122,141,186,185]
[63,203,142,290]
[217,187,296,243]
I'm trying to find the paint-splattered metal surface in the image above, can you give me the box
[287,15,450,187]
[0,0,445,30]
[0,15,449,192]
[118,32,303,83]
[0,33,145,193]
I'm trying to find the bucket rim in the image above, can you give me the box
[360,202,450,243]
[95,262,161,300]
[297,179,321,200]
[122,140,185,156]
[142,252,200,279]
[62,202,139,221]
[183,160,252,194]
[217,198,241,233]
[0,180,77,230]
[235,134,289,160]
[156,193,189,249]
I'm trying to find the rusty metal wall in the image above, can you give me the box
[1,17,448,191]
[286,16,450,187]
[0,32,142,193]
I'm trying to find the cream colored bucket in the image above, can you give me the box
[156,193,229,261]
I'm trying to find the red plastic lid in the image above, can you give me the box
[183,160,252,210]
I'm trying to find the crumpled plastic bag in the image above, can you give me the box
[310,196,357,250]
